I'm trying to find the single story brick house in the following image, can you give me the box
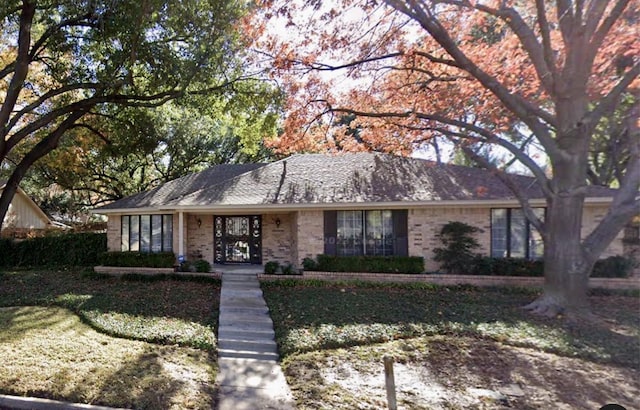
[94,153,631,271]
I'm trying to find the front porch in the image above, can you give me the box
[179,211,320,268]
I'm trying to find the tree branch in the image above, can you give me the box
[384,0,558,150]
[0,1,36,142]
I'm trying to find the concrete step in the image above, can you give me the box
[219,319,274,332]
[218,349,279,360]
[223,273,259,279]
[218,339,278,354]
[220,305,270,315]
[219,299,269,310]
[222,282,261,290]
[221,288,263,297]
[219,328,275,341]
[219,313,272,324]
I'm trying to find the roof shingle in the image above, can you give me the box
[96,153,617,211]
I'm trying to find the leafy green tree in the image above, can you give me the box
[0,0,271,229]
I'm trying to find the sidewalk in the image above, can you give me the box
[215,267,296,410]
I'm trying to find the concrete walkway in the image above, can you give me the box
[215,266,296,410]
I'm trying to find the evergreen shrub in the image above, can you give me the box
[314,254,424,274]
[0,232,106,267]
[99,251,175,268]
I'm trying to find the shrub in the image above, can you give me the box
[281,263,300,275]
[433,221,482,274]
[264,261,280,274]
[592,256,636,278]
[470,257,544,276]
[0,232,106,267]
[99,251,176,268]
[315,254,424,274]
[302,257,319,271]
[193,259,211,273]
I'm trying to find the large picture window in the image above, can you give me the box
[324,210,407,257]
[121,214,173,252]
[491,208,544,259]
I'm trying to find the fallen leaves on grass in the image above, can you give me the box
[0,306,216,409]
[282,336,640,410]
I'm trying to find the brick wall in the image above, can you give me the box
[582,204,625,257]
[186,214,214,262]
[262,213,295,266]
[106,214,121,251]
[106,203,631,272]
[294,210,324,266]
[408,207,490,272]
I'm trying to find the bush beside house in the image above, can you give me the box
[0,232,106,267]
[99,251,176,268]
[301,254,425,274]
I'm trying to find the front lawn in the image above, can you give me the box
[262,280,640,409]
[0,270,221,409]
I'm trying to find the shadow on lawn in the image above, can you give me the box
[262,283,640,368]
[53,347,217,409]
[0,270,221,348]
[422,337,639,408]
[0,306,72,344]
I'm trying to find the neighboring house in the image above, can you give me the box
[94,153,630,271]
[0,179,53,233]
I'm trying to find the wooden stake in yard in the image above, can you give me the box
[384,356,397,410]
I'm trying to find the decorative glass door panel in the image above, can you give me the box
[214,215,261,264]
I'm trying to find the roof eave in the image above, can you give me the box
[91,196,615,215]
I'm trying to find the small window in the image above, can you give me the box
[491,208,544,259]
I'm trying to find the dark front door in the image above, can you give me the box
[214,215,261,264]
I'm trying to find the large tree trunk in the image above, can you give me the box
[526,193,594,317]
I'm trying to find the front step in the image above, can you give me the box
[219,328,276,341]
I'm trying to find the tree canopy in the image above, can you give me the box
[257,0,639,316]
[0,0,278,227]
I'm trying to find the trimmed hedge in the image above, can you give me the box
[99,251,176,268]
[0,232,106,267]
[313,254,425,274]
[591,256,636,278]
[468,255,634,278]
[471,257,545,277]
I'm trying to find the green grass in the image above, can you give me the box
[261,280,640,368]
[0,270,220,350]
[0,306,216,409]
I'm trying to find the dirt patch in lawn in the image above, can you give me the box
[283,336,640,410]
[0,306,216,409]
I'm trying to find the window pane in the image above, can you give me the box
[528,208,545,259]
[510,209,527,258]
[365,210,394,256]
[491,209,507,257]
[337,211,363,256]
[163,215,173,252]
[130,216,140,251]
[151,215,162,252]
[121,216,130,251]
[140,215,151,252]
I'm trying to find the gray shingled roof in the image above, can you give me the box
[96,153,616,211]
[97,163,264,210]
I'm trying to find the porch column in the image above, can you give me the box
[178,211,185,261]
